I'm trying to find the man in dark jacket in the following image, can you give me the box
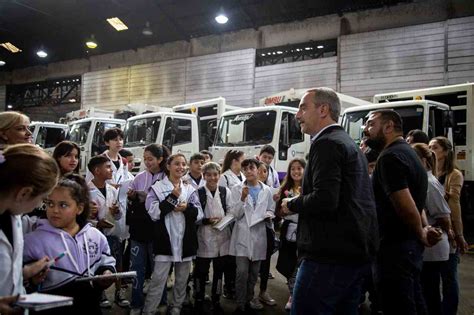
[281,87,379,314]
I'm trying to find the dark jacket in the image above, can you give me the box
[152,192,199,258]
[288,125,379,264]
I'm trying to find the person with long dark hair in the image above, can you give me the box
[275,158,306,311]
[429,136,468,315]
[53,141,81,176]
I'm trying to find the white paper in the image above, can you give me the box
[117,179,133,204]
[212,214,235,231]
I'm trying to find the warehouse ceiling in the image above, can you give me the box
[0,0,413,71]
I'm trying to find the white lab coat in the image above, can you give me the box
[218,170,245,190]
[182,172,206,190]
[229,182,274,261]
[197,186,232,258]
[148,176,204,262]
[88,181,126,239]
[0,215,25,296]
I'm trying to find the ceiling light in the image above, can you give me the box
[0,60,5,66]
[86,35,98,49]
[1,42,22,53]
[261,53,265,56]
[36,50,48,58]
[7,105,13,109]
[305,47,312,50]
[68,98,76,103]
[107,17,128,31]
[317,45,324,49]
[142,21,153,36]
[277,51,283,54]
[215,14,228,24]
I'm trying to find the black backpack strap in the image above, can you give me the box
[218,186,227,214]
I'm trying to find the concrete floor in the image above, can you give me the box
[104,252,474,315]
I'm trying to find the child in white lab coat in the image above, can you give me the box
[87,155,129,308]
[142,154,203,315]
[229,158,275,313]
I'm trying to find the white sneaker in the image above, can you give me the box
[285,296,292,311]
[249,297,264,310]
[115,288,130,308]
[100,292,111,308]
[259,291,276,306]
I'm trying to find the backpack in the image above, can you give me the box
[197,186,228,213]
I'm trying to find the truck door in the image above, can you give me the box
[277,111,305,174]
[162,117,194,158]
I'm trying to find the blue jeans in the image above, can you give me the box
[440,252,460,315]
[291,259,369,315]
[129,240,167,309]
[378,240,427,315]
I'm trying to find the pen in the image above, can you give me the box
[46,252,67,268]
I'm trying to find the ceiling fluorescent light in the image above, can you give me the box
[0,60,5,66]
[1,42,22,53]
[107,17,128,31]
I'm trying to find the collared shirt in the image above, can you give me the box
[310,123,339,143]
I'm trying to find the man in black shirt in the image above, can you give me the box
[364,109,441,315]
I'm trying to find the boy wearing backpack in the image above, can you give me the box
[193,162,232,314]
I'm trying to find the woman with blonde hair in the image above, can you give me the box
[0,111,32,149]
[0,144,60,305]
[429,136,467,315]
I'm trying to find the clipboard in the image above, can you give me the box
[15,293,73,311]
[75,271,137,282]
[212,215,235,231]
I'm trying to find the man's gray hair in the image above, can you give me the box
[307,87,341,122]
[202,161,221,174]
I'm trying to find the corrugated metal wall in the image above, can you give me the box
[82,67,130,110]
[130,59,186,107]
[254,57,337,105]
[185,49,255,107]
[340,21,446,100]
[447,16,474,85]
[81,16,474,109]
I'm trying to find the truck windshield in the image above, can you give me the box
[68,121,91,146]
[124,116,161,147]
[215,110,277,146]
[343,105,424,145]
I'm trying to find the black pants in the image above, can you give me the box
[259,227,275,291]
[194,256,228,303]
[421,261,444,315]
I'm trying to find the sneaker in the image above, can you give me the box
[143,279,150,295]
[249,297,264,310]
[115,288,130,308]
[285,296,292,311]
[259,291,276,306]
[99,292,111,308]
[268,272,275,279]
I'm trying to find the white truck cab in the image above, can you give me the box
[67,117,125,174]
[30,121,68,154]
[124,112,199,173]
[342,100,452,146]
[211,106,309,178]
[172,97,239,151]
